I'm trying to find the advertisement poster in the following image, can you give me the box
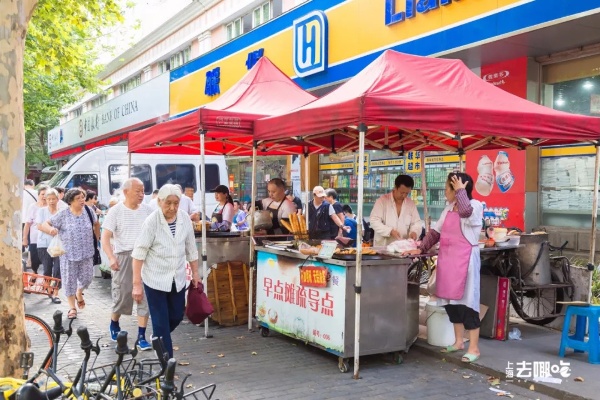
[466,148,526,230]
[481,57,528,99]
[468,58,528,230]
[256,251,346,353]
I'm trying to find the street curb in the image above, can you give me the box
[411,339,590,400]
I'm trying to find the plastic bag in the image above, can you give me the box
[47,235,66,257]
[508,327,522,340]
[386,239,419,253]
[185,282,214,325]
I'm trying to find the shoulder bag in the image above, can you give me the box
[84,205,102,266]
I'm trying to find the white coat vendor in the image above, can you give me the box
[369,174,423,247]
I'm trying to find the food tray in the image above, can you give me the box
[331,254,388,261]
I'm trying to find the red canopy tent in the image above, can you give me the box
[255,50,600,153]
[128,56,319,156]
[127,56,321,337]
[253,50,600,379]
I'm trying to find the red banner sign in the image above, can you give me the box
[299,266,329,288]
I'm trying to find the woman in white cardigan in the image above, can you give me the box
[132,184,199,358]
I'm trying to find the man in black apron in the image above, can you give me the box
[308,186,347,240]
[258,178,296,235]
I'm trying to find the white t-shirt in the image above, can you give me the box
[26,203,41,244]
[102,202,154,253]
[22,188,37,220]
[261,198,297,221]
[35,206,60,248]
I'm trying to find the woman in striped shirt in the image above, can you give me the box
[132,184,199,357]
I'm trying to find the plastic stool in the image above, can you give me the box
[558,305,600,364]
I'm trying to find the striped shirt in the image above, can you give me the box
[132,209,198,292]
[168,219,176,236]
[102,203,153,253]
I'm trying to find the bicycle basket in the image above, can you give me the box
[22,272,61,296]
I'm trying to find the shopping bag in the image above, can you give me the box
[426,266,437,296]
[185,282,214,325]
[47,235,66,257]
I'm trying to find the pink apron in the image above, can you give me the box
[436,211,474,300]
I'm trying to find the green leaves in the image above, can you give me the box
[24,0,125,168]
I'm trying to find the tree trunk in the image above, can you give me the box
[0,0,39,377]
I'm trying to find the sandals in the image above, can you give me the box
[440,345,463,353]
[68,308,77,319]
[76,292,85,309]
[461,353,480,363]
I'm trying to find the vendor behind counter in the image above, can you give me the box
[211,185,234,231]
[257,178,296,235]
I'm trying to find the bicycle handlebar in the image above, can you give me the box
[115,331,129,355]
[161,358,177,398]
[52,311,63,334]
[77,326,92,350]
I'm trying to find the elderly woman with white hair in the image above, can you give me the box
[131,184,199,358]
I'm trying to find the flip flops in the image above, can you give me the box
[440,345,463,353]
[461,353,480,363]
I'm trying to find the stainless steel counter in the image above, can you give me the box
[195,235,250,268]
[254,246,418,371]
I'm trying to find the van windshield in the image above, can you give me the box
[47,171,70,187]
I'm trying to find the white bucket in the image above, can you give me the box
[425,302,455,347]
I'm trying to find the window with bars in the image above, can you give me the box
[72,107,82,118]
[91,95,107,109]
[119,75,142,94]
[252,2,272,28]
[170,46,191,70]
[226,18,243,41]
[158,60,170,74]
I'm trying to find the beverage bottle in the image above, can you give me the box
[475,155,494,196]
[494,151,515,192]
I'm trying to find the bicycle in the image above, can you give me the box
[407,255,436,286]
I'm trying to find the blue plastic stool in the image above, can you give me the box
[558,305,600,364]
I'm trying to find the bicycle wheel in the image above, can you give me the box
[24,314,54,372]
[510,271,564,326]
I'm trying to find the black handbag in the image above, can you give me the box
[84,206,102,265]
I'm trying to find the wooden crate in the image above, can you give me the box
[207,261,250,326]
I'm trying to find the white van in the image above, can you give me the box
[46,145,227,212]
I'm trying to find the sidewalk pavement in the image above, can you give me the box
[20,271,591,400]
[414,313,600,400]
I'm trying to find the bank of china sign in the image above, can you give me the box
[293,11,329,78]
[47,73,170,154]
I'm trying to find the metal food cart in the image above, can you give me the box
[255,247,419,372]
[195,232,251,269]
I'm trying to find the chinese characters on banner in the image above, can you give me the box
[256,252,346,352]
[405,151,422,173]
[465,57,528,230]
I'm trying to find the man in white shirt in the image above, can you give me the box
[22,179,37,223]
[102,178,154,351]
[370,175,423,247]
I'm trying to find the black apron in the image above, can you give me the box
[211,205,224,223]
[266,200,286,235]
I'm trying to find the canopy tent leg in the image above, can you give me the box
[420,151,429,231]
[304,150,309,227]
[353,125,366,380]
[200,130,212,339]
[459,153,465,172]
[589,145,600,299]
[128,153,132,178]
[248,142,258,331]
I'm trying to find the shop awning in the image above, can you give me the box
[254,50,600,152]
[128,57,319,156]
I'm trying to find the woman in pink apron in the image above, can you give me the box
[405,173,483,363]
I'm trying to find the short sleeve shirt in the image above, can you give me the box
[26,203,40,243]
[50,208,97,262]
[102,203,154,253]
[36,207,60,248]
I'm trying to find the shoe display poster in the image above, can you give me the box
[466,148,526,230]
